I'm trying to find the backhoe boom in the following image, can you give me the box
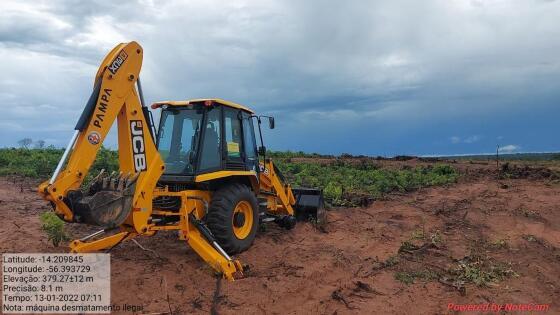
[39,42,162,231]
[38,41,244,280]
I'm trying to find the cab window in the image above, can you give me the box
[242,113,257,170]
[157,107,203,175]
[224,108,242,160]
[198,106,222,171]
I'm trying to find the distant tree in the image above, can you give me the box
[18,138,33,149]
[35,140,46,149]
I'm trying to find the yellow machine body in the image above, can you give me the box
[38,42,323,281]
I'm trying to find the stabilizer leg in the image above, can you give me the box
[184,212,243,280]
[186,231,243,281]
[70,231,137,253]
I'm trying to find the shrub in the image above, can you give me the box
[324,182,343,202]
[275,160,459,205]
[1,148,459,207]
[39,212,70,247]
[0,146,118,180]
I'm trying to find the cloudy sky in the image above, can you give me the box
[1,0,559,156]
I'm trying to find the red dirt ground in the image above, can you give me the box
[0,161,558,314]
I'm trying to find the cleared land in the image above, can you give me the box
[0,157,559,314]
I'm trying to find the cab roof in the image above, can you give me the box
[151,98,254,114]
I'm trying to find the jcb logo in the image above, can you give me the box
[108,50,128,75]
[130,120,147,172]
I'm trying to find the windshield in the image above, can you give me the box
[157,106,203,175]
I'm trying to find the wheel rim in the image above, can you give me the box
[232,200,253,240]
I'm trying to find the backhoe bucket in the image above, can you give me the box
[71,171,138,228]
[292,188,326,224]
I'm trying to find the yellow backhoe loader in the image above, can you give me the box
[38,41,325,280]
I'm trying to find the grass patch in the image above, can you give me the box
[399,229,444,253]
[374,255,400,270]
[430,231,443,246]
[516,208,540,219]
[490,238,509,249]
[522,234,537,242]
[451,256,517,287]
[393,235,516,288]
[398,241,418,253]
[395,270,439,285]
[411,228,425,240]
[39,212,70,247]
[383,255,400,268]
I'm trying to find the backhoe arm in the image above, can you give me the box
[259,159,296,215]
[38,41,164,233]
[259,159,326,224]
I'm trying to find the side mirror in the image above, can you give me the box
[258,146,266,156]
[268,117,275,129]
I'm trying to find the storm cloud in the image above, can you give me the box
[1,0,559,155]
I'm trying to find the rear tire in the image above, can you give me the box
[206,183,259,254]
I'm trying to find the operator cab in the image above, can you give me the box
[151,99,272,183]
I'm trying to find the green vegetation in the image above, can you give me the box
[410,228,425,240]
[0,147,63,177]
[394,259,516,287]
[376,255,400,269]
[451,258,517,287]
[522,234,537,242]
[0,147,118,179]
[39,211,70,247]
[491,238,509,249]
[429,230,443,245]
[275,159,458,205]
[398,241,419,253]
[268,150,332,159]
[1,147,459,205]
[394,270,439,285]
[448,152,560,161]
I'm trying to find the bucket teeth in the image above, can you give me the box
[111,172,123,190]
[127,172,140,187]
[107,171,117,190]
[101,175,110,190]
[118,172,130,191]
[84,170,139,195]
[91,169,105,184]
[74,171,140,227]
[83,170,139,192]
[84,169,105,194]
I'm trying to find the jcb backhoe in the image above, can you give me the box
[38,41,325,280]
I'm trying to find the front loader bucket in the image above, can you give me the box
[70,171,138,228]
[293,188,326,224]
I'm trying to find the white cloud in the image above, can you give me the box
[450,135,481,144]
[499,144,520,153]
[64,16,127,51]
[464,135,480,144]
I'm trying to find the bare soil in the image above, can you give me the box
[0,161,559,314]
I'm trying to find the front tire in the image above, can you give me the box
[206,183,259,254]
